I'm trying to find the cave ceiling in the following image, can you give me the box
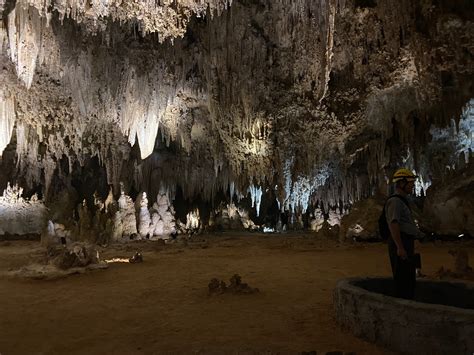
[0,0,473,211]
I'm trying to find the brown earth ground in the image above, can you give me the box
[0,233,473,355]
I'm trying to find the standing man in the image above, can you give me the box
[385,168,420,300]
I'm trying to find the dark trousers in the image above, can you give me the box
[388,236,416,300]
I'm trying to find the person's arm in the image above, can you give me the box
[389,222,407,259]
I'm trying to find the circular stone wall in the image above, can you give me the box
[333,277,474,355]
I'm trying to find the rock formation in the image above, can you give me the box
[118,186,138,239]
[0,183,47,235]
[137,192,152,238]
[0,0,473,236]
[149,192,176,238]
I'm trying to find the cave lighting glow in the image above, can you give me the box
[414,171,431,197]
[186,209,200,230]
[105,258,131,263]
[429,98,474,166]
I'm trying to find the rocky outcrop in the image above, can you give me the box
[423,164,474,237]
[338,197,383,241]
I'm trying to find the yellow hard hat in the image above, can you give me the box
[392,168,418,183]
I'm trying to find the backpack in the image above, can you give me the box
[378,195,410,240]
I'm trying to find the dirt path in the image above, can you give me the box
[0,234,472,355]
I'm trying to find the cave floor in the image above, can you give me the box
[1,234,473,355]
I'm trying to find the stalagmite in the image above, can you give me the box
[137,192,151,238]
[78,200,92,241]
[149,192,176,238]
[248,185,262,217]
[186,209,200,231]
[118,187,137,239]
[111,211,123,243]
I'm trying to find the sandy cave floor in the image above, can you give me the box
[1,233,473,355]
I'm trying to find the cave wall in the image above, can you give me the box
[0,0,473,220]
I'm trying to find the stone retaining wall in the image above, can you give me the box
[333,277,474,354]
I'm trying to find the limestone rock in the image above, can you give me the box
[208,274,259,295]
[118,190,137,238]
[137,192,151,238]
[423,165,474,237]
[48,243,100,270]
[149,192,176,239]
[339,198,384,241]
[0,183,48,236]
[1,1,473,228]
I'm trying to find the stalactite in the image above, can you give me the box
[14,0,233,40]
[7,4,46,89]
[426,99,474,178]
[248,184,262,217]
[3,0,365,203]
[1,0,473,214]
[0,90,15,156]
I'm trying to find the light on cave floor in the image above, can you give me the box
[105,258,130,263]
[458,234,464,238]
[263,227,275,233]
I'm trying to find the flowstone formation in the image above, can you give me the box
[0,0,473,233]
